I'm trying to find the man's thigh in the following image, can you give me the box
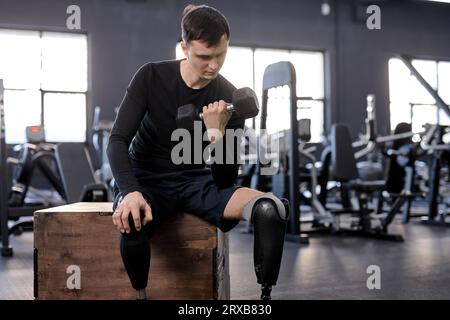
[180,172,242,233]
[222,187,264,219]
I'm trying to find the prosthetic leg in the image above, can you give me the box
[120,213,151,300]
[114,195,151,300]
[242,193,289,300]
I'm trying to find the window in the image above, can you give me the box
[176,44,325,142]
[389,57,450,133]
[0,29,88,143]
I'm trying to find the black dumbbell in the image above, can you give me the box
[176,87,259,130]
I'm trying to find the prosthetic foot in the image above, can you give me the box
[136,289,147,300]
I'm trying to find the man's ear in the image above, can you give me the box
[180,41,189,59]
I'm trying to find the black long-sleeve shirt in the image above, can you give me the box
[107,59,244,196]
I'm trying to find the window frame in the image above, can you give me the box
[388,56,450,132]
[0,26,90,143]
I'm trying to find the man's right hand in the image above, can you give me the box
[112,191,153,234]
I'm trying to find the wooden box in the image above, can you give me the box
[34,202,229,300]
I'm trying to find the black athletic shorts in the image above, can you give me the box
[112,167,242,235]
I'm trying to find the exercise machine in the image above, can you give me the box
[254,61,307,243]
[1,82,58,256]
[420,124,450,226]
[92,106,114,185]
[327,123,405,241]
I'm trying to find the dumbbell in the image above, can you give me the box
[176,87,259,130]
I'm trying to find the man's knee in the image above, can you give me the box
[242,193,289,223]
[114,192,154,240]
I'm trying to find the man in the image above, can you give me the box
[107,4,288,300]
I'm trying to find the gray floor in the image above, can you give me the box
[1,218,450,300]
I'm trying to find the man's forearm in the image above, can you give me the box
[107,136,143,195]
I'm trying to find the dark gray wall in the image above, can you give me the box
[336,0,450,136]
[1,0,450,138]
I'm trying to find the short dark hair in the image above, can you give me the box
[181,4,230,47]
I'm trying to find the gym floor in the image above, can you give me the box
[2,218,449,300]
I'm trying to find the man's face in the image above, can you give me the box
[181,34,229,80]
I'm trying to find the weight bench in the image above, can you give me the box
[34,202,230,299]
[329,124,404,241]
